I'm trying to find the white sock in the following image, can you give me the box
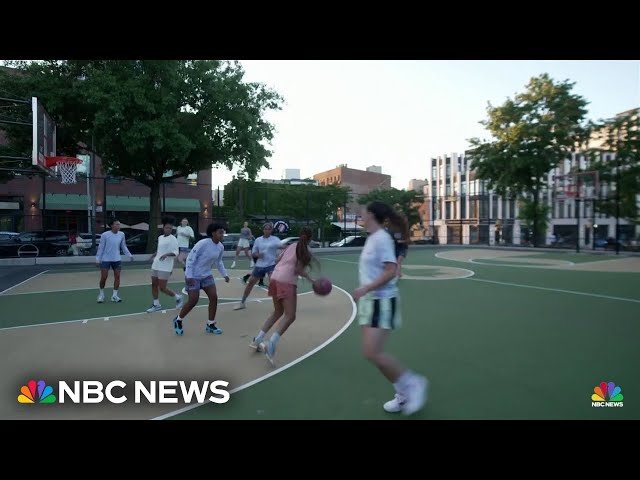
[394,370,414,395]
[270,332,281,346]
[113,289,118,296]
[176,315,182,321]
[207,320,216,326]
[255,330,266,342]
[99,289,104,295]
[153,299,160,306]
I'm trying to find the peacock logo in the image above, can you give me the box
[17,380,57,404]
[591,381,623,407]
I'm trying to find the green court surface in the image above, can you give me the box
[1,249,638,419]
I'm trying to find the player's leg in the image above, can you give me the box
[111,262,122,302]
[260,282,297,365]
[202,279,222,334]
[359,296,427,415]
[173,278,200,335]
[231,245,241,269]
[98,266,109,303]
[250,291,284,351]
[158,270,183,309]
[147,273,162,312]
[234,267,263,310]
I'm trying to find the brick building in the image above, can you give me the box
[0,151,212,235]
[313,164,391,219]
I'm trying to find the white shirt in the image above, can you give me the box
[185,238,228,279]
[358,229,398,299]
[176,225,194,249]
[151,234,179,272]
[252,235,282,267]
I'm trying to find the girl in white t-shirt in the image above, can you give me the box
[147,216,183,313]
[353,201,428,416]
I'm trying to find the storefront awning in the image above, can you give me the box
[39,194,201,213]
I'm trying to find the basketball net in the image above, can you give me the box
[45,156,83,184]
[58,160,79,184]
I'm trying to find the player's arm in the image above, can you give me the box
[120,235,134,260]
[95,234,105,263]
[184,242,201,278]
[216,248,229,280]
[252,239,262,258]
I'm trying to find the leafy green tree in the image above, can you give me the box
[586,110,640,224]
[0,60,283,251]
[357,187,422,227]
[468,73,589,245]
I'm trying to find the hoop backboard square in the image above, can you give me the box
[31,97,56,176]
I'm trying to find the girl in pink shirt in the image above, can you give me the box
[250,226,317,366]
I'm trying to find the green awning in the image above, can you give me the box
[39,194,88,210]
[105,196,149,212]
[163,198,201,212]
[106,196,200,212]
[40,194,201,213]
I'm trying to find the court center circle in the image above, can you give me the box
[400,264,475,280]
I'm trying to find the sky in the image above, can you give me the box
[211,60,640,190]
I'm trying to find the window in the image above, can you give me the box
[557,200,565,219]
[431,166,436,180]
[446,165,451,177]
[461,182,467,195]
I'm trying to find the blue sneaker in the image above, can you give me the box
[259,340,276,366]
[205,322,222,335]
[173,316,183,336]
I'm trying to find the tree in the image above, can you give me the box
[468,73,589,246]
[224,179,350,231]
[357,187,422,227]
[586,111,640,224]
[0,60,283,252]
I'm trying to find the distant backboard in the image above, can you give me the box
[31,97,56,176]
[553,171,599,201]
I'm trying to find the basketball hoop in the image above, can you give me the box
[45,156,83,184]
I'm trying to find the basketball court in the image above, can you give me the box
[0,268,355,420]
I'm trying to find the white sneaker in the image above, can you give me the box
[249,337,262,352]
[402,376,428,416]
[230,261,236,269]
[97,293,104,303]
[383,393,406,413]
[233,303,246,311]
[111,296,122,303]
[146,304,162,313]
[250,260,255,267]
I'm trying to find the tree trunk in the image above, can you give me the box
[147,183,162,254]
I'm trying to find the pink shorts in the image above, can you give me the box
[268,279,297,300]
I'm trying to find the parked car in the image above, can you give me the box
[222,233,255,251]
[329,235,367,248]
[0,230,71,257]
[279,237,321,248]
[125,232,149,254]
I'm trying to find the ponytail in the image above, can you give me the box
[295,226,318,271]
[367,200,410,242]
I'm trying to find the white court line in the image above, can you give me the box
[1,276,234,297]
[322,257,475,280]
[321,257,359,265]
[466,278,640,304]
[468,258,575,268]
[151,284,357,420]
[0,270,49,295]
[0,290,313,332]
